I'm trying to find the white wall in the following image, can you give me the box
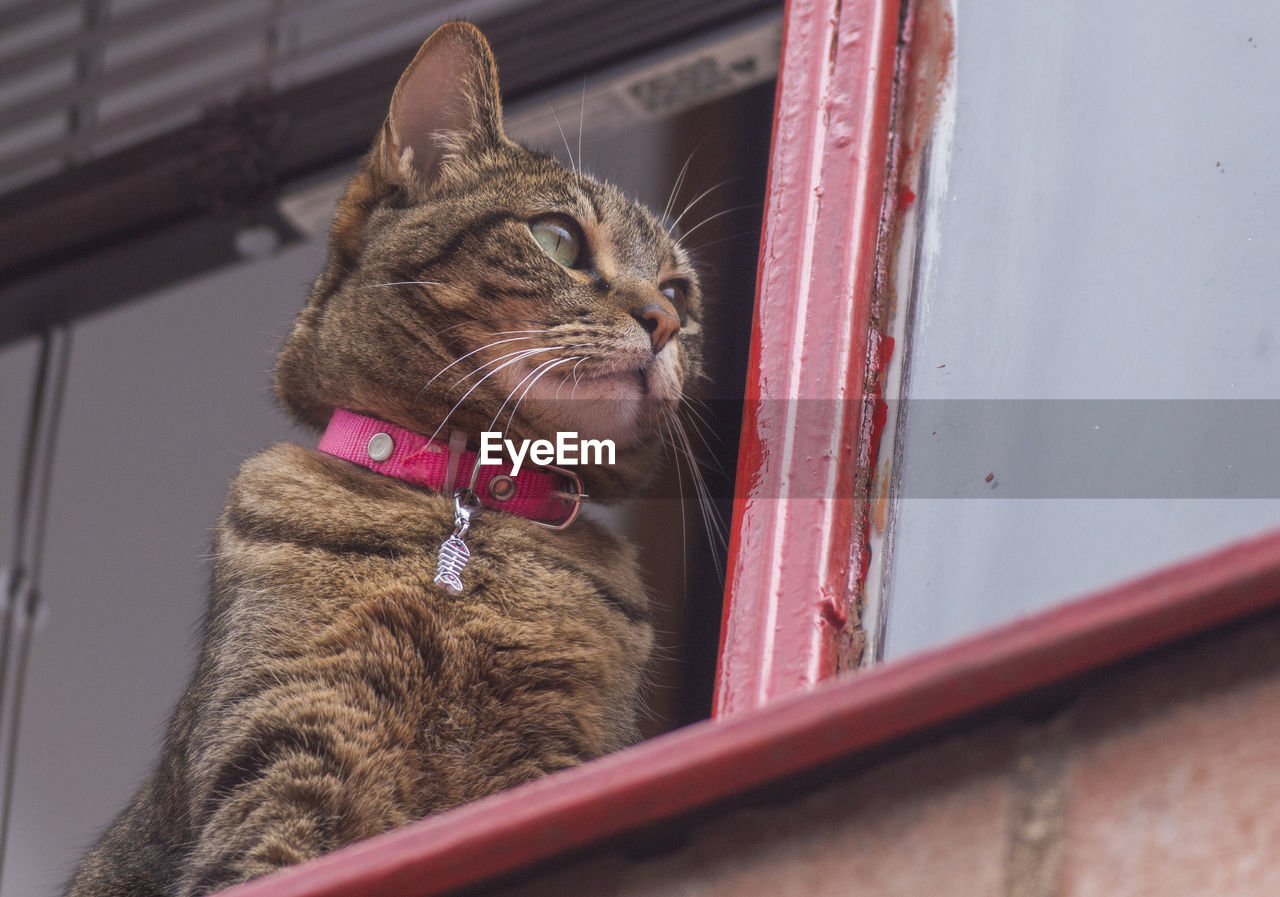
[881,0,1280,658]
[0,240,321,896]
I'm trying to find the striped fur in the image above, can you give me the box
[67,22,699,896]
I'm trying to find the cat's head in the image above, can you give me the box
[275,23,702,498]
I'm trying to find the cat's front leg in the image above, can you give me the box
[179,780,353,895]
[176,681,420,896]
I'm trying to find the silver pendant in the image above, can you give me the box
[434,492,481,594]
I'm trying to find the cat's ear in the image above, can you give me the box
[380,22,506,188]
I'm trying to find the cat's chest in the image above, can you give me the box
[219,444,650,673]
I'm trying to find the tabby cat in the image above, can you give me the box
[67,22,701,897]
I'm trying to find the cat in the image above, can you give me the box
[66,21,701,897]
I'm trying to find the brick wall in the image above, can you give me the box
[477,612,1280,897]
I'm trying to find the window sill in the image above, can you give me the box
[223,523,1280,897]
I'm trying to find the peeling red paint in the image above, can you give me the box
[853,322,892,608]
[871,466,890,533]
[821,593,849,626]
[850,0,956,663]
[869,398,889,462]
[879,333,895,369]
[897,0,956,188]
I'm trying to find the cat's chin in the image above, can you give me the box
[501,352,683,448]
[522,373,680,447]
[522,376,649,446]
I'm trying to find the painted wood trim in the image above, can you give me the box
[713,0,902,716]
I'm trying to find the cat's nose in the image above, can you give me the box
[633,300,681,353]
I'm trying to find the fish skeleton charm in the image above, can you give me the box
[434,534,470,593]
[434,492,480,594]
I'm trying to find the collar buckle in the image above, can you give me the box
[535,464,588,530]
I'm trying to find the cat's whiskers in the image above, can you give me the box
[423,335,540,389]
[489,356,560,432]
[661,150,697,226]
[449,346,565,388]
[678,393,717,433]
[497,356,578,433]
[417,344,542,405]
[673,204,756,245]
[680,415,726,532]
[673,414,729,576]
[546,98,580,180]
[659,410,728,584]
[554,359,583,401]
[677,396,725,472]
[419,329,564,391]
[429,347,563,442]
[577,78,586,184]
[448,338,595,391]
[570,357,588,391]
[667,179,735,235]
[659,415,690,597]
[682,227,760,261]
[368,281,446,288]
[429,340,594,441]
[551,353,597,401]
[660,136,717,228]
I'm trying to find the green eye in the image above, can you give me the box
[529,217,583,268]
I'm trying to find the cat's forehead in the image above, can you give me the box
[572,178,682,275]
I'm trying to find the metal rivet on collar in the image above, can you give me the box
[487,474,516,501]
[367,432,394,462]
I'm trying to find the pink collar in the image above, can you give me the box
[317,408,585,529]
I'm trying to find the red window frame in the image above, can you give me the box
[713,0,901,717]
[217,0,1280,893]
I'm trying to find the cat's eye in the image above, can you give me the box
[529,217,583,269]
[660,280,689,320]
